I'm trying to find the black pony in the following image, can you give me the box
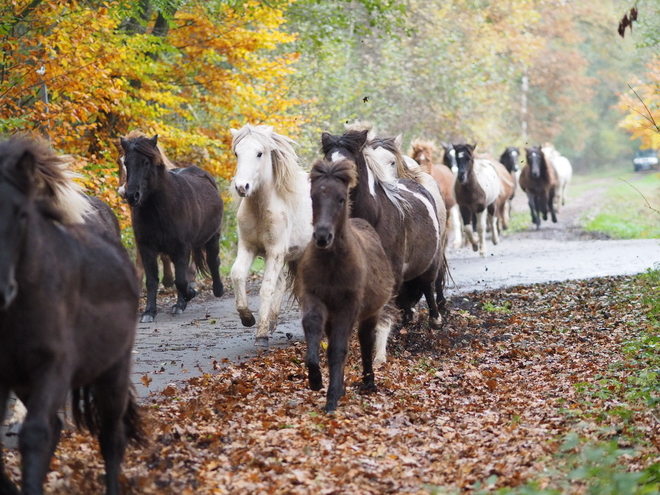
[0,135,143,495]
[519,146,558,229]
[121,134,224,322]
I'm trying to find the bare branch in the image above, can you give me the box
[628,84,660,134]
[619,178,660,215]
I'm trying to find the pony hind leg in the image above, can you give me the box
[0,386,19,495]
[357,314,379,392]
[204,233,224,297]
[19,382,68,495]
[373,314,392,366]
[254,251,286,347]
[92,357,138,495]
[230,244,257,327]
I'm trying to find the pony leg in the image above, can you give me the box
[172,252,196,315]
[0,386,19,495]
[526,193,539,229]
[460,207,478,251]
[93,354,136,495]
[139,248,159,323]
[254,251,285,347]
[422,280,443,329]
[357,314,379,392]
[19,381,68,495]
[488,209,500,246]
[160,254,175,288]
[476,210,488,256]
[373,315,392,366]
[449,205,463,249]
[301,295,327,392]
[230,243,257,327]
[204,233,224,297]
[549,189,558,223]
[325,309,357,413]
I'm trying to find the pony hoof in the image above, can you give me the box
[323,403,338,414]
[213,283,224,298]
[239,310,256,327]
[140,313,155,323]
[471,244,478,252]
[171,305,185,315]
[254,336,269,348]
[430,316,443,329]
[162,277,175,288]
[373,354,386,367]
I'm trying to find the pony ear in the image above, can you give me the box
[149,135,158,148]
[321,132,333,150]
[120,137,130,152]
[357,129,369,149]
[394,134,403,149]
[472,143,478,150]
[230,128,237,137]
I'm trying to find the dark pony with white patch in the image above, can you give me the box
[519,145,558,229]
[321,130,444,365]
[121,134,224,322]
[0,135,143,495]
[453,143,514,256]
[295,158,394,413]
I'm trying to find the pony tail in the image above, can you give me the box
[192,248,211,278]
[123,388,147,446]
[72,386,99,435]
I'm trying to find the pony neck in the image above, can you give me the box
[349,154,380,225]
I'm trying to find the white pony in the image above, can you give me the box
[542,143,572,210]
[230,124,312,346]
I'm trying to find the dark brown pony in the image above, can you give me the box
[295,158,394,413]
[519,146,558,229]
[121,134,224,322]
[0,135,143,495]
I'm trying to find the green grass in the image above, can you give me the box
[582,171,660,239]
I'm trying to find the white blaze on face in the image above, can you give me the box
[118,156,127,198]
[419,153,426,162]
[233,138,269,195]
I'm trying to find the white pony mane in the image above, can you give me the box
[231,124,302,206]
[363,146,408,215]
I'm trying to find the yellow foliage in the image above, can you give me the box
[618,57,660,150]
[0,0,306,231]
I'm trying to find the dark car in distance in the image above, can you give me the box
[633,148,659,172]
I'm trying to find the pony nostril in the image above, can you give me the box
[0,281,17,309]
[245,184,250,192]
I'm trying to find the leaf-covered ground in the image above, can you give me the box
[4,274,660,494]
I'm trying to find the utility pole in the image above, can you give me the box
[521,71,528,144]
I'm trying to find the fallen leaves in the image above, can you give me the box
[3,276,660,493]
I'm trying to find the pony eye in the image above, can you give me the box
[257,152,263,158]
[339,197,345,205]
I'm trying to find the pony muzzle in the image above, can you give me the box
[126,189,142,206]
[313,228,334,249]
[235,183,250,197]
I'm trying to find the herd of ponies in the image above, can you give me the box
[0,125,572,493]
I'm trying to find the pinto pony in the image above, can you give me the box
[295,158,394,413]
[411,139,463,249]
[520,146,558,229]
[121,134,224,322]
[230,124,312,346]
[453,143,514,256]
[0,135,143,495]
